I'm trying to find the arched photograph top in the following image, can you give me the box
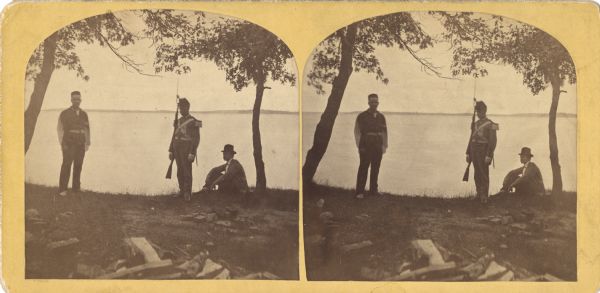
[24,9,299,280]
[302,11,576,282]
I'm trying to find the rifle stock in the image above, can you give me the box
[463,98,477,182]
[462,162,470,182]
[166,159,174,179]
[165,86,180,179]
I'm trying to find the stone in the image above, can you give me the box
[47,237,79,250]
[25,231,35,244]
[341,240,373,253]
[196,259,223,278]
[97,259,173,279]
[411,239,446,266]
[215,220,232,227]
[319,212,335,224]
[497,270,514,281]
[316,198,325,208]
[501,216,514,225]
[213,268,230,279]
[510,223,528,230]
[25,209,40,220]
[128,237,161,263]
[386,262,456,281]
[477,261,508,280]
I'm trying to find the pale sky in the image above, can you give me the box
[25,11,299,112]
[302,12,577,115]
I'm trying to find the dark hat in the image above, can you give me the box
[368,93,379,100]
[518,147,534,157]
[71,91,81,96]
[475,101,487,111]
[221,144,236,154]
[178,98,190,107]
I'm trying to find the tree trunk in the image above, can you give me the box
[548,77,563,195]
[302,23,358,186]
[253,81,267,193]
[25,33,59,153]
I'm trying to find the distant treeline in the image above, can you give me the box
[306,111,578,118]
[42,109,298,115]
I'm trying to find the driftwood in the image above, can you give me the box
[385,262,456,281]
[411,239,446,265]
[128,237,161,263]
[97,259,173,279]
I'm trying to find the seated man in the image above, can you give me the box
[498,147,546,196]
[202,144,249,194]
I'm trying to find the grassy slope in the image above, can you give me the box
[303,185,577,281]
[25,183,299,279]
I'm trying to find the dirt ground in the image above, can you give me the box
[303,185,577,281]
[25,183,299,279]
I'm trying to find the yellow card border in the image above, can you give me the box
[2,1,600,292]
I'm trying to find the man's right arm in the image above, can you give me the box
[354,115,361,149]
[57,112,64,146]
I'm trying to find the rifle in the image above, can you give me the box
[166,80,180,179]
[462,98,477,182]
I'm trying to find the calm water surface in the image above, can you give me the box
[302,113,576,197]
[26,111,299,195]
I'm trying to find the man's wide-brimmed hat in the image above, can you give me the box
[519,147,534,157]
[221,144,237,154]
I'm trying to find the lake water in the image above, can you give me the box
[26,111,299,195]
[302,113,576,197]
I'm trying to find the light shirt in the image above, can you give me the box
[522,161,530,176]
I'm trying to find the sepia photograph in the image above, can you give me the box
[302,11,576,281]
[24,9,299,280]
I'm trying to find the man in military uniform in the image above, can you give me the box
[202,144,249,194]
[497,147,545,196]
[168,98,201,201]
[354,93,388,199]
[57,91,90,196]
[466,101,498,203]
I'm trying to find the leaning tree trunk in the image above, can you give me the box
[548,77,563,195]
[25,32,59,153]
[253,81,267,193]
[302,23,358,186]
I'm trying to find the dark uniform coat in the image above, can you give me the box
[169,114,201,195]
[466,117,498,199]
[57,107,90,192]
[354,110,388,195]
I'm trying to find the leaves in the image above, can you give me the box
[307,12,437,94]
[26,12,139,81]
[147,12,296,91]
[435,12,576,95]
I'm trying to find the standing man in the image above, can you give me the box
[168,98,201,201]
[497,147,545,196]
[354,93,388,199]
[57,91,90,196]
[466,101,498,203]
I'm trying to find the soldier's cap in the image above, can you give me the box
[519,147,534,157]
[178,98,190,107]
[221,144,237,154]
[475,101,487,111]
[71,91,81,97]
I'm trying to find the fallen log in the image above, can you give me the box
[97,259,173,279]
[385,262,456,281]
[411,239,446,265]
[341,240,373,253]
[128,237,161,263]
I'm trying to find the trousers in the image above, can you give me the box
[59,143,85,192]
[470,143,490,199]
[356,142,383,195]
[174,140,193,194]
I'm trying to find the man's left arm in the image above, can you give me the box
[189,119,201,160]
[84,112,91,151]
[485,123,498,163]
[381,115,388,154]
